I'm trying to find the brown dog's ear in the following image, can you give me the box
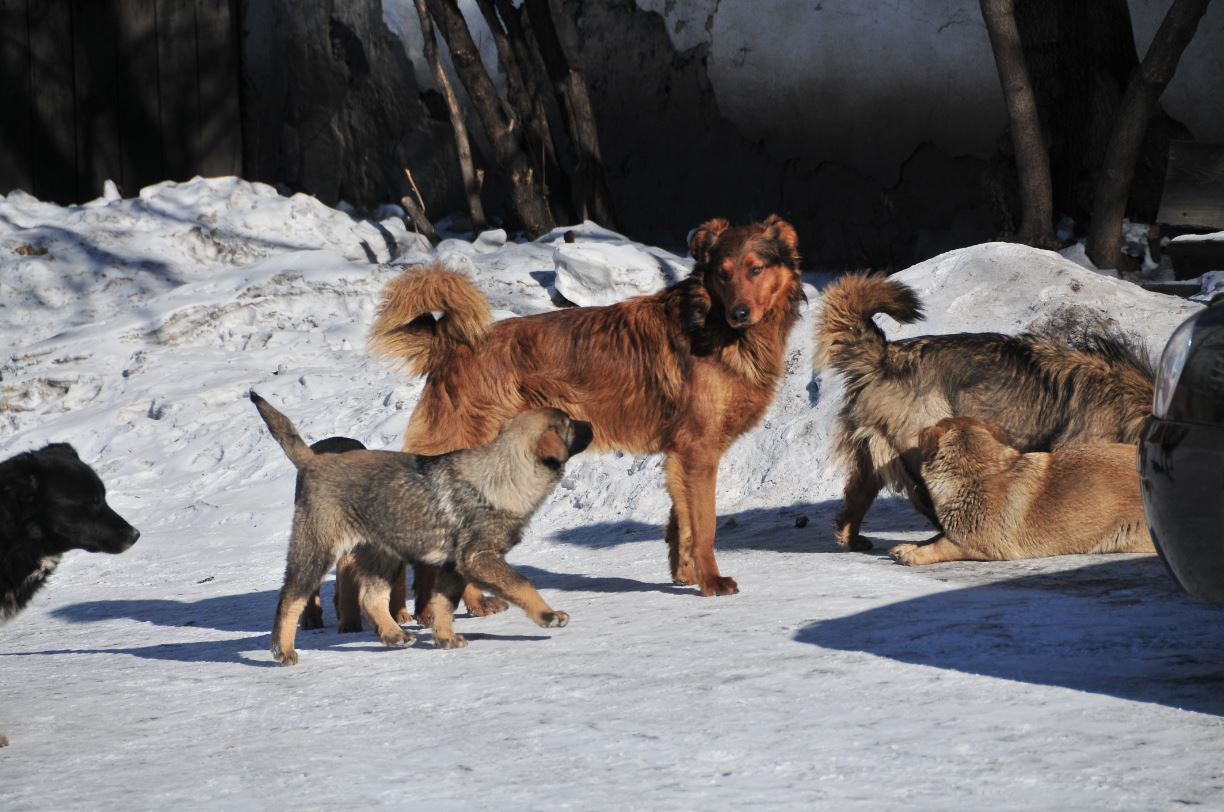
[536,429,569,470]
[689,218,730,264]
[762,214,798,255]
[918,424,948,461]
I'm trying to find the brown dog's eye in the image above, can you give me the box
[749,266,764,278]
[718,270,732,282]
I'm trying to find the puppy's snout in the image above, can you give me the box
[569,421,594,455]
[730,304,751,324]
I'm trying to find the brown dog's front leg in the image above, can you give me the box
[460,551,569,628]
[415,563,509,626]
[673,450,736,597]
[834,442,881,552]
[334,552,364,632]
[427,566,469,649]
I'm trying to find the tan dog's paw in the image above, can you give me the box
[379,629,416,649]
[699,576,739,596]
[537,610,569,628]
[466,594,509,617]
[271,645,299,667]
[434,633,468,650]
[889,543,922,565]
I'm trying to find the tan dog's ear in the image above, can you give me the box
[690,218,730,264]
[762,214,798,254]
[980,420,1013,448]
[536,429,569,469]
[918,424,948,461]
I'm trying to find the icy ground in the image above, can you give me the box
[1,178,1221,809]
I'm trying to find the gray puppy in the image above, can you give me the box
[250,392,592,666]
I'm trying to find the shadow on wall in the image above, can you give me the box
[566,0,1010,267]
[797,556,1224,716]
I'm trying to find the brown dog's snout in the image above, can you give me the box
[729,304,751,324]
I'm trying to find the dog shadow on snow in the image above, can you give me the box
[549,496,916,554]
[796,556,1224,717]
[17,581,555,667]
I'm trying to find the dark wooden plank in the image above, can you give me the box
[155,0,201,182]
[1158,140,1224,231]
[192,0,241,177]
[114,0,163,194]
[27,0,78,203]
[72,0,122,201]
[0,0,34,195]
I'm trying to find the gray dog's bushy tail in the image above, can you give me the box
[250,392,313,468]
[369,261,492,377]
[814,272,925,380]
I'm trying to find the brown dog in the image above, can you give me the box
[337,214,803,627]
[814,272,1153,551]
[251,393,592,665]
[889,416,1154,564]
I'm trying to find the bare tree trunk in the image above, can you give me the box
[414,0,486,232]
[1087,0,1213,269]
[523,0,618,230]
[426,0,556,237]
[474,0,574,223]
[980,0,1055,248]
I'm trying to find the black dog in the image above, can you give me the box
[0,443,140,746]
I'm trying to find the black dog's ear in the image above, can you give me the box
[41,443,80,461]
[689,218,730,265]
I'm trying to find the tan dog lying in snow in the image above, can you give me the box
[889,417,1154,566]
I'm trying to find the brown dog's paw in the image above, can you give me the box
[671,558,697,586]
[0,731,9,747]
[271,645,299,667]
[834,530,874,552]
[337,617,363,634]
[888,543,921,565]
[379,629,416,649]
[699,576,739,596]
[434,633,468,650]
[537,610,569,628]
[466,594,509,617]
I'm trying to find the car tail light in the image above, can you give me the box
[1154,314,1197,418]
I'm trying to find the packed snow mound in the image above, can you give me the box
[553,242,673,306]
[881,242,1201,355]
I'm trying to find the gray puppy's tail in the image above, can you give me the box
[250,392,313,468]
[814,272,924,379]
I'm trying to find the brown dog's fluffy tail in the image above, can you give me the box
[369,262,492,377]
[814,272,925,378]
[250,392,312,469]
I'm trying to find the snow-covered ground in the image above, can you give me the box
[1,178,1221,809]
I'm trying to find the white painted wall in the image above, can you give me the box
[385,0,1223,183]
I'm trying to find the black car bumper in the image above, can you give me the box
[1139,417,1224,603]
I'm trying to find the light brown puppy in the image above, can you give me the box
[251,393,592,666]
[889,416,1154,565]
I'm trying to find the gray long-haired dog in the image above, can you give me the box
[250,392,592,666]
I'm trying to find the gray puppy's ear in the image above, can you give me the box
[536,429,569,469]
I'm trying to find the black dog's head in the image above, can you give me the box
[1,444,140,556]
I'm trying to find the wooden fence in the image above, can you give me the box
[0,0,242,205]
